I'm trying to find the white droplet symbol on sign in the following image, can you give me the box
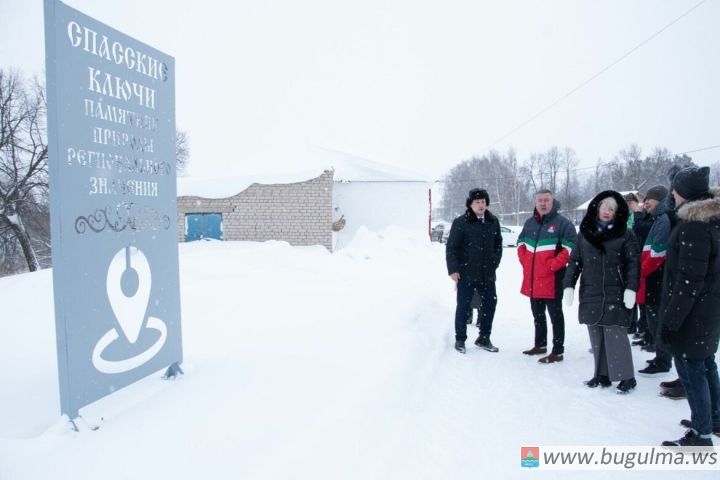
[92,246,167,374]
[108,245,151,343]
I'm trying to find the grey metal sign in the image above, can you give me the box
[44,0,182,420]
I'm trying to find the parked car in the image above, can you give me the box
[500,225,520,247]
[438,223,519,247]
[430,224,444,242]
[431,222,450,243]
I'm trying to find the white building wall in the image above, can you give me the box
[332,181,430,249]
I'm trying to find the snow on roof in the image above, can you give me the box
[249,145,430,182]
[574,190,638,211]
[178,145,431,198]
[320,148,430,182]
[177,170,325,198]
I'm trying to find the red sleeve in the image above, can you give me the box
[641,255,665,278]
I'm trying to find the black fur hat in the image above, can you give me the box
[579,190,629,253]
[466,188,490,208]
[667,162,694,185]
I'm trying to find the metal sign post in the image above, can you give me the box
[44,0,183,422]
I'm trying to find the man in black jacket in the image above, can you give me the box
[660,166,720,447]
[446,188,503,354]
[628,192,654,340]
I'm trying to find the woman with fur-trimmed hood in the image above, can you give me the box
[659,166,720,447]
[563,190,641,394]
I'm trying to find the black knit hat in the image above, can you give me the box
[644,185,668,202]
[672,166,710,200]
[466,188,490,208]
[667,163,691,184]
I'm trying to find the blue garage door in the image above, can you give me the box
[185,213,223,242]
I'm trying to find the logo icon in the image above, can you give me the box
[547,225,556,234]
[521,447,540,468]
[92,246,167,374]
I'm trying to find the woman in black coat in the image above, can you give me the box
[563,190,641,393]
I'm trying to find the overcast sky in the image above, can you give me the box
[2,0,719,179]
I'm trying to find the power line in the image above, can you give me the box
[678,144,720,156]
[479,0,709,153]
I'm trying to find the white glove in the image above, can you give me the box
[623,289,636,309]
[563,288,574,307]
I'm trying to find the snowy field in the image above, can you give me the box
[0,227,716,479]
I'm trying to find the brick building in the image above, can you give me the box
[176,147,431,251]
[177,170,333,250]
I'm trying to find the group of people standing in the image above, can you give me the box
[624,186,688,400]
[445,165,720,447]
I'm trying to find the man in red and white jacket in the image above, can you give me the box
[517,189,577,363]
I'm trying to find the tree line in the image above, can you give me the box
[0,68,189,277]
[438,144,710,224]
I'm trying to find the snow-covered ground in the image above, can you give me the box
[0,227,715,479]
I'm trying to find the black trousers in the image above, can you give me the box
[454,280,497,342]
[646,303,672,369]
[530,298,565,355]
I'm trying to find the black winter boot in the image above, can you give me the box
[660,378,682,389]
[585,375,611,388]
[616,378,637,394]
[638,362,670,375]
[680,419,720,437]
[662,430,713,447]
[475,335,499,352]
[660,384,687,400]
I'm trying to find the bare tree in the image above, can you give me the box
[542,146,561,193]
[486,150,504,211]
[560,147,580,210]
[440,151,529,221]
[503,148,523,225]
[520,153,542,193]
[639,147,676,192]
[519,146,566,196]
[0,70,48,272]
[608,144,644,190]
[579,147,690,204]
[176,128,190,176]
[441,143,699,228]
